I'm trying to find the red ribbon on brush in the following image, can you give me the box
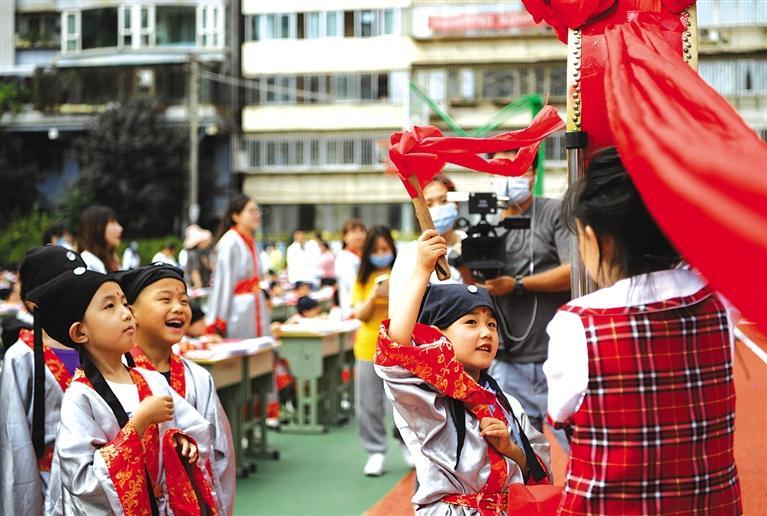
[388,106,564,198]
[603,19,767,331]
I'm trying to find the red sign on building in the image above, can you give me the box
[428,11,540,34]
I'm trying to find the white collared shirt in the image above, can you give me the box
[543,269,737,424]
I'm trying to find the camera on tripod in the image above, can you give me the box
[452,192,530,280]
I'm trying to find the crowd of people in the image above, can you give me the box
[0,146,742,515]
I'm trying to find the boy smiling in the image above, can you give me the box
[116,264,236,515]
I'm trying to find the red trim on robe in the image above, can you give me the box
[163,429,219,516]
[20,329,73,392]
[375,321,510,510]
[73,368,161,513]
[231,226,264,336]
[206,318,227,336]
[129,345,186,398]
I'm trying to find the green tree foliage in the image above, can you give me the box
[1,82,41,229]
[0,207,50,266]
[75,99,187,237]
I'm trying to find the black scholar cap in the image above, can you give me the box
[112,263,186,304]
[417,284,496,329]
[28,268,118,348]
[19,246,86,301]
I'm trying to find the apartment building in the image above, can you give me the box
[238,0,765,237]
[0,0,231,221]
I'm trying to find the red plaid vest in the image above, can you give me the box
[558,287,742,515]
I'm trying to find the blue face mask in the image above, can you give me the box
[428,202,459,235]
[493,176,532,205]
[369,252,394,268]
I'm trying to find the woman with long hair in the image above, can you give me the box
[77,205,122,273]
[350,225,397,476]
[205,194,270,338]
[545,147,741,514]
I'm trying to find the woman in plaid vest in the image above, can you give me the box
[544,147,742,515]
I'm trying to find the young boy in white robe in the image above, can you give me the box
[376,230,551,515]
[0,246,86,515]
[30,268,219,515]
[116,263,236,515]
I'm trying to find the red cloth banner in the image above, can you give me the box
[389,106,564,198]
[520,0,695,42]
[604,20,767,330]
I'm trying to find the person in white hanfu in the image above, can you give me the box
[0,246,87,516]
[31,270,218,515]
[286,229,320,286]
[206,194,270,338]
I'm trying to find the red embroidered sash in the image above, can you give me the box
[442,492,507,514]
[375,322,509,512]
[37,445,54,472]
[232,226,264,336]
[74,368,161,513]
[130,345,186,398]
[21,329,74,471]
[163,429,219,516]
[74,368,152,515]
[20,329,73,392]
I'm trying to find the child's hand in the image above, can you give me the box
[416,230,447,275]
[174,434,199,464]
[133,395,174,435]
[480,417,513,454]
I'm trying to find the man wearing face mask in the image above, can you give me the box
[388,175,472,314]
[483,152,572,450]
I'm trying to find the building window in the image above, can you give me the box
[62,12,80,52]
[700,57,767,96]
[325,11,341,37]
[199,3,223,48]
[119,6,132,47]
[245,133,391,171]
[16,12,60,49]
[81,8,118,50]
[382,9,396,35]
[306,12,320,39]
[156,6,196,46]
[248,73,403,105]
[358,10,375,37]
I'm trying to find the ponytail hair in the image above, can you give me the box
[561,147,681,280]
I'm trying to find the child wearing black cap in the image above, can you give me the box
[31,269,218,515]
[0,246,85,515]
[377,230,551,514]
[115,263,235,515]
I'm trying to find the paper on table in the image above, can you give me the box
[279,318,361,336]
[180,336,277,361]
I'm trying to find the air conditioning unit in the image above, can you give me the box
[700,28,721,43]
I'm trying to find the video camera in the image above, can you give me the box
[449,192,531,280]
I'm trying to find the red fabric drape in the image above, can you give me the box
[389,106,564,198]
[604,20,767,330]
[520,0,694,42]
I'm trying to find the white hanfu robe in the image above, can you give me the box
[183,358,237,515]
[44,367,218,515]
[0,331,72,516]
[206,229,270,338]
[375,322,551,515]
[129,344,236,516]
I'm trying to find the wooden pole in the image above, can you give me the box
[407,175,451,281]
